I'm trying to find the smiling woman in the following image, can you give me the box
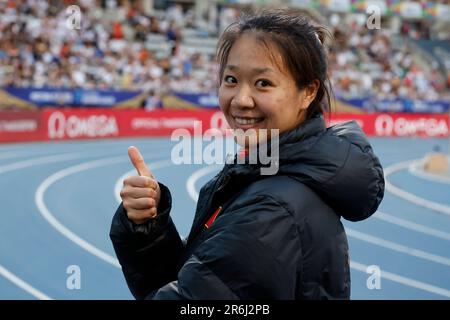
[217,9,331,130]
[110,8,385,300]
[218,33,316,143]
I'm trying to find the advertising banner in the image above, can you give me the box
[1,109,448,143]
[0,87,144,108]
[339,96,450,113]
[41,109,229,141]
[329,112,449,137]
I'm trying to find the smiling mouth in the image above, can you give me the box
[233,117,265,125]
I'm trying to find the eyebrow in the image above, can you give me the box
[225,65,274,75]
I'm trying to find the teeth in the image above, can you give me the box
[234,117,263,125]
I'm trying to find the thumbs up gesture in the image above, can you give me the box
[120,146,161,224]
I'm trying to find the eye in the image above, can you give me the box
[223,75,237,84]
[255,79,272,88]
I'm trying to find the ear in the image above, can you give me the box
[300,79,320,109]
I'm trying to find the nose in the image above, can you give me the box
[231,85,255,109]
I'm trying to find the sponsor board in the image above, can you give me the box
[42,109,229,140]
[0,109,448,143]
[0,111,43,143]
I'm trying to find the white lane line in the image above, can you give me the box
[0,153,86,174]
[186,165,450,298]
[0,145,169,299]
[36,156,174,270]
[114,159,174,204]
[384,159,450,216]
[35,157,126,269]
[375,211,450,241]
[346,228,450,267]
[350,261,450,298]
[0,264,52,300]
[0,152,28,160]
[44,139,173,152]
[186,165,222,201]
[408,159,450,185]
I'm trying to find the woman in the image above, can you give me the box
[110,9,384,300]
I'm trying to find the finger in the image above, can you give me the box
[123,197,156,210]
[120,186,158,200]
[127,207,157,223]
[123,176,158,189]
[128,146,153,178]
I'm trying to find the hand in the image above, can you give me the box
[120,146,161,224]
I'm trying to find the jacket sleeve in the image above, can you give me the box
[109,182,184,300]
[146,195,301,300]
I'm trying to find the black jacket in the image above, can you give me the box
[109,115,384,299]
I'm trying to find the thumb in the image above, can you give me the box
[128,146,153,178]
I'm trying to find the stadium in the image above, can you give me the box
[0,0,449,301]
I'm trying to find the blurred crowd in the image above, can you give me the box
[0,0,449,103]
[0,0,222,97]
[329,16,449,102]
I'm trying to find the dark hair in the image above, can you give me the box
[216,8,332,119]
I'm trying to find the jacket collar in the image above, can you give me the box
[224,114,326,178]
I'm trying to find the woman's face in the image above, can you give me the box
[218,32,318,145]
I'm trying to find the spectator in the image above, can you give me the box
[0,0,448,103]
[142,90,162,111]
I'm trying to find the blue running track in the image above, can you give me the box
[0,137,449,299]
